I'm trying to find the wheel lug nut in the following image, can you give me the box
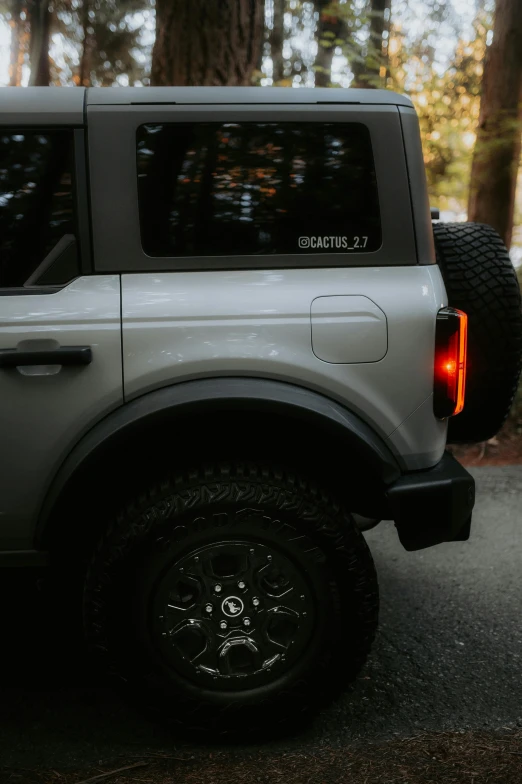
[205,604,213,613]
[238,580,246,589]
[220,620,227,630]
[252,598,260,607]
[214,584,222,593]
[267,555,272,562]
[243,617,251,627]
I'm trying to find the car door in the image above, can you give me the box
[0,123,123,551]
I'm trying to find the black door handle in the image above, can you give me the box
[0,346,92,367]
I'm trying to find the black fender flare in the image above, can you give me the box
[36,378,401,546]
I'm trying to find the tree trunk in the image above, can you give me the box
[314,0,343,88]
[28,0,51,86]
[8,0,25,87]
[151,0,265,86]
[351,0,390,88]
[78,0,92,86]
[468,0,522,248]
[270,0,285,83]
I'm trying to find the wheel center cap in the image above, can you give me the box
[221,596,244,618]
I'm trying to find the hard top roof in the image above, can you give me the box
[0,87,86,124]
[87,86,413,107]
[0,87,413,126]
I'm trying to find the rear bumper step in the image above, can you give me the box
[386,452,475,551]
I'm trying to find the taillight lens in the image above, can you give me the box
[434,307,468,418]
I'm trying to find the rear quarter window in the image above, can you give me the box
[136,121,381,258]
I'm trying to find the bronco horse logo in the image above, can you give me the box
[222,596,244,617]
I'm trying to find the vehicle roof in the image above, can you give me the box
[86,86,414,107]
[0,87,86,124]
[0,87,413,125]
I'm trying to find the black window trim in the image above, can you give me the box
[88,104,418,273]
[74,128,93,276]
[0,125,90,296]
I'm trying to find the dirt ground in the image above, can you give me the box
[4,730,522,784]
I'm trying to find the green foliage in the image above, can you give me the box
[335,0,384,88]
[387,8,492,213]
[81,0,148,86]
[51,0,150,86]
[264,1,382,88]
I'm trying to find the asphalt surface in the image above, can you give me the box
[0,465,521,771]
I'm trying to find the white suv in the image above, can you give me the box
[0,86,520,734]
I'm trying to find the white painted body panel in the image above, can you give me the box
[122,265,448,469]
[0,276,123,547]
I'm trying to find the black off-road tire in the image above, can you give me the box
[433,222,522,443]
[83,463,378,736]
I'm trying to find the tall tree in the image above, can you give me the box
[8,0,27,86]
[151,0,265,86]
[28,0,51,86]
[468,0,522,247]
[314,0,343,87]
[270,0,285,84]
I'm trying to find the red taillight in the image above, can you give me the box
[434,307,468,418]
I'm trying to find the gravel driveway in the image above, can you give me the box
[0,465,521,778]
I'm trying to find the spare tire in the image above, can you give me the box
[433,222,522,444]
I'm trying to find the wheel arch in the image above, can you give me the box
[36,377,400,553]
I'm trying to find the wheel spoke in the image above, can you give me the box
[168,619,212,664]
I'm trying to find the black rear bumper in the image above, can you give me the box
[386,452,475,551]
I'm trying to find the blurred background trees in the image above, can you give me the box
[0,0,520,258]
[467,0,522,247]
[4,0,151,88]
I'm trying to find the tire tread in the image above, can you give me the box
[433,222,522,443]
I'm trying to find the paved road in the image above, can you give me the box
[0,466,521,770]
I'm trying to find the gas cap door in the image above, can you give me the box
[311,295,387,364]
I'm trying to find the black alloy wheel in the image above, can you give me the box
[152,540,315,690]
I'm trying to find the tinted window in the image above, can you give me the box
[0,130,78,288]
[137,122,381,257]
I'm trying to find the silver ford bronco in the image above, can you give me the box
[0,86,521,734]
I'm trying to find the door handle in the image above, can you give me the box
[0,346,92,367]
